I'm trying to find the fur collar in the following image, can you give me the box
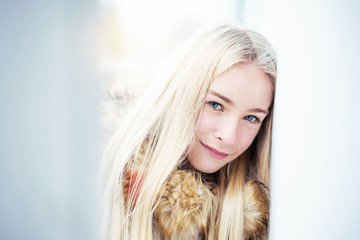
[153,170,217,239]
[123,167,270,239]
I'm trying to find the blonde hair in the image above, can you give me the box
[102,25,277,239]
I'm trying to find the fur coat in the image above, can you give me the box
[123,167,270,240]
[124,169,216,239]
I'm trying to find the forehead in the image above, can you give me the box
[209,63,273,109]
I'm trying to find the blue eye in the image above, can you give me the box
[244,115,259,122]
[208,101,222,110]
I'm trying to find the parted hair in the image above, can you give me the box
[101,24,277,239]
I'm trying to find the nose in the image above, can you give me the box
[214,119,238,146]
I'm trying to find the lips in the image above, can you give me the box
[200,142,229,160]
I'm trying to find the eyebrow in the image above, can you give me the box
[208,90,269,115]
[209,90,234,106]
[248,108,269,115]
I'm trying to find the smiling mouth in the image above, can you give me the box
[200,142,229,160]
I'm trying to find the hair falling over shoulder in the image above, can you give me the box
[101,25,277,240]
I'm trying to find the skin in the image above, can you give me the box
[188,63,273,173]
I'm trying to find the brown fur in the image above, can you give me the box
[154,170,217,240]
[244,181,270,240]
[153,173,270,240]
[122,168,270,239]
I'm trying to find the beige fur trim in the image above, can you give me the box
[154,170,216,240]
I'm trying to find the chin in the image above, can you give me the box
[190,161,221,174]
[199,168,218,174]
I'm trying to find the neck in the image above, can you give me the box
[178,160,220,185]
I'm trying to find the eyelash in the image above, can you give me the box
[244,115,260,123]
[208,101,223,111]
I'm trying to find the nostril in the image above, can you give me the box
[217,131,237,146]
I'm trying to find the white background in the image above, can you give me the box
[244,0,360,239]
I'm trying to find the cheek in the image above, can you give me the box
[195,111,217,136]
[235,128,260,153]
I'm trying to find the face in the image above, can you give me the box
[187,63,273,173]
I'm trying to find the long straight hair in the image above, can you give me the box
[101,25,277,239]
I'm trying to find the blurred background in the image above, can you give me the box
[1,0,359,239]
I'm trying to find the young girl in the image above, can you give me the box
[102,25,277,240]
